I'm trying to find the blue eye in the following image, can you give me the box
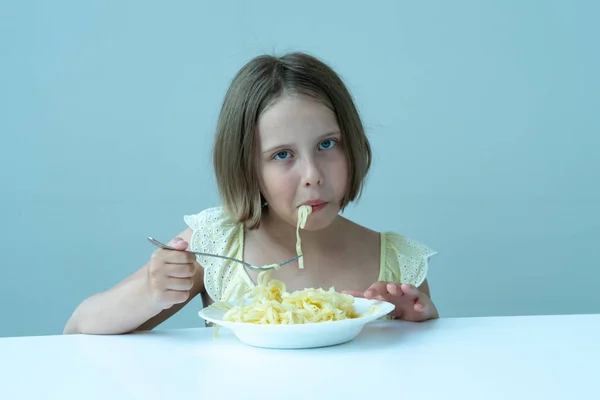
[318,139,336,150]
[273,150,291,160]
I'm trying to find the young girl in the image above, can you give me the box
[63,52,439,335]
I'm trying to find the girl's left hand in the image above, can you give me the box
[342,281,439,322]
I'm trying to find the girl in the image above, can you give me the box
[64,52,439,335]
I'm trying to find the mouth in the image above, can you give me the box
[300,200,328,212]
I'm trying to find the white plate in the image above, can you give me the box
[198,297,395,349]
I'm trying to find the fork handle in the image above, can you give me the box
[147,237,253,268]
[186,250,252,268]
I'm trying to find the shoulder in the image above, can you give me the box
[336,217,380,241]
[183,206,238,231]
[183,206,245,303]
[380,231,437,287]
[382,231,437,259]
[182,204,243,257]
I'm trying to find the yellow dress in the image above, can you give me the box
[184,207,437,303]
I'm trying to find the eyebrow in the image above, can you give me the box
[261,131,341,154]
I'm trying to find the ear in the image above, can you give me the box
[260,193,268,207]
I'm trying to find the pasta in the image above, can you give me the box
[208,206,378,325]
[217,268,365,324]
[295,205,312,269]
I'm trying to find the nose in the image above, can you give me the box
[301,156,323,187]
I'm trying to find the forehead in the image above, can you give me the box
[257,94,339,147]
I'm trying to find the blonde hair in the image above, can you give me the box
[213,52,372,229]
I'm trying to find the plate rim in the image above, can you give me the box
[198,297,395,329]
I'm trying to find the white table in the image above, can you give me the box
[1,314,599,399]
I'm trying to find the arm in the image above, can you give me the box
[63,228,205,335]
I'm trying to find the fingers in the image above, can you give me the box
[168,236,189,250]
[345,282,426,311]
[164,276,194,291]
[400,284,421,297]
[346,282,413,299]
[145,236,198,309]
[341,290,365,298]
[149,263,195,295]
[149,274,194,308]
[414,301,426,312]
[161,289,190,305]
[151,246,195,264]
[413,295,438,319]
[396,283,427,312]
[385,283,420,297]
[164,263,196,278]
[364,281,389,299]
[387,282,401,296]
[149,275,194,308]
[355,281,438,321]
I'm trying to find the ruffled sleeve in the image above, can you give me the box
[380,232,437,287]
[183,207,244,302]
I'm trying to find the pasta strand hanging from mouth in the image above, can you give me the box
[296,205,312,270]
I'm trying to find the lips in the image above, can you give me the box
[299,200,328,213]
[302,200,327,207]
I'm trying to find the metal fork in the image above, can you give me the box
[147,237,301,271]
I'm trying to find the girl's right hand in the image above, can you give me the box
[145,237,197,310]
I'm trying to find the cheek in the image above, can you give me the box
[328,152,349,193]
[260,166,296,200]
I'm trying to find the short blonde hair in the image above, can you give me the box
[213,52,372,229]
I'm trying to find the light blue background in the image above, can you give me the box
[1,1,598,337]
